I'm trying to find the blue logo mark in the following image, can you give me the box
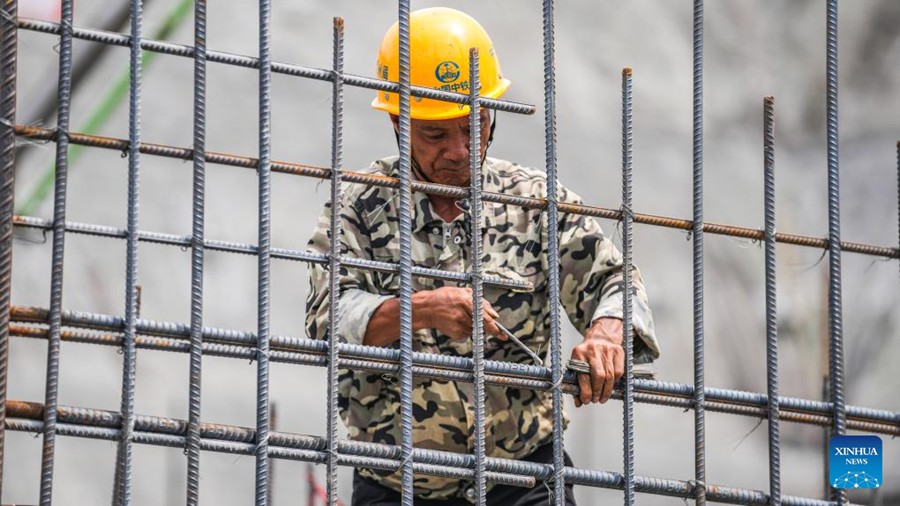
[435,61,461,83]
[830,435,882,489]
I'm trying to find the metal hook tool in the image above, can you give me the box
[495,322,543,366]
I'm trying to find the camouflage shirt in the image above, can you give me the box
[306,156,659,500]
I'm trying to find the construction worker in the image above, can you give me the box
[306,7,659,505]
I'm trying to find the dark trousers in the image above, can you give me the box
[351,443,577,506]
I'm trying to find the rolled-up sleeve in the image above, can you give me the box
[555,185,660,363]
[305,190,393,345]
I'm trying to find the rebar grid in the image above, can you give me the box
[2,2,898,506]
[13,125,899,262]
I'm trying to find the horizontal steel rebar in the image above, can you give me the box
[11,215,533,292]
[3,400,863,506]
[3,413,533,488]
[9,308,898,435]
[14,125,899,261]
[13,322,895,436]
[16,18,535,117]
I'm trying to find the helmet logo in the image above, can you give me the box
[435,61,461,83]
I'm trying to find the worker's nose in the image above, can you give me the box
[443,134,470,163]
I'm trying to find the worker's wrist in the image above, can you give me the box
[411,291,433,331]
[585,317,624,345]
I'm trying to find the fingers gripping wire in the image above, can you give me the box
[565,359,591,375]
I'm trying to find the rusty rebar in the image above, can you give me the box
[14,125,898,261]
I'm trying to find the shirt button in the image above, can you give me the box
[453,235,463,245]
[432,226,440,235]
[464,486,476,502]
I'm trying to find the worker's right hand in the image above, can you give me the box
[421,287,503,341]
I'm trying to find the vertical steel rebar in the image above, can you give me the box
[621,67,635,506]
[0,0,18,498]
[268,403,277,503]
[255,0,273,502]
[326,16,344,506]
[396,1,415,504]
[897,140,899,284]
[691,1,707,504]
[468,47,487,505]
[824,2,846,504]
[541,1,565,505]
[38,0,74,503]
[185,0,208,503]
[820,376,829,500]
[763,96,781,506]
[113,0,144,502]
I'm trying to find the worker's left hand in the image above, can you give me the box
[570,317,624,407]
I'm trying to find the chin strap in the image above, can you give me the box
[486,109,497,150]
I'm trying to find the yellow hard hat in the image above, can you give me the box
[372,7,511,120]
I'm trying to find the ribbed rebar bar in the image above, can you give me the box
[15,18,536,117]
[621,67,635,506]
[325,16,344,506]
[5,420,534,488]
[0,0,18,496]
[396,2,414,504]
[763,96,781,506]
[268,403,277,503]
[11,215,531,293]
[112,0,143,502]
[185,0,207,503]
[824,2,846,504]
[691,1,707,504]
[255,0,273,503]
[541,2,566,505]
[13,125,900,262]
[468,47,488,505]
[10,307,899,434]
[38,0,73,503]
[4,401,866,506]
[897,140,899,283]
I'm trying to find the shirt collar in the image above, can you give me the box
[387,158,499,234]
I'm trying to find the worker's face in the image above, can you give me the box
[392,109,491,187]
